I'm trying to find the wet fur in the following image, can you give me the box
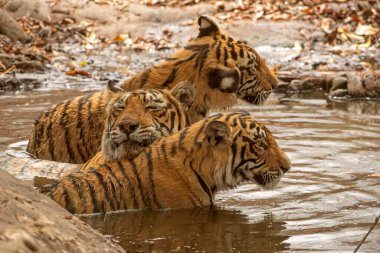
[27,16,277,163]
[28,82,193,164]
[42,112,291,214]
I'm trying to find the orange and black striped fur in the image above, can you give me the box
[41,112,291,214]
[28,81,196,164]
[27,15,278,163]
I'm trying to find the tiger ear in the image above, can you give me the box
[107,80,124,94]
[207,67,240,93]
[170,81,197,112]
[205,121,231,146]
[197,15,221,38]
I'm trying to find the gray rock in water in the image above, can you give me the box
[329,88,349,98]
[301,77,326,90]
[347,73,366,97]
[330,76,347,92]
[363,72,380,97]
[288,79,303,92]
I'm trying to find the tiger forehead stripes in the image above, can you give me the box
[101,81,196,162]
[27,81,196,164]
[27,15,276,163]
[42,112,291,214]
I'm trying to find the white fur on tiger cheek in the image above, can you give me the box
[220,77,235,90]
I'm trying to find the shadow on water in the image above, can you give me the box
[81,208,290,253]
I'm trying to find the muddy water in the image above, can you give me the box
[1,88,379,252]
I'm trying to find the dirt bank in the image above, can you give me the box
[0,170,124,253]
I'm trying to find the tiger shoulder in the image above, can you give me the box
[42,112,291,214]
[27,15,278,164]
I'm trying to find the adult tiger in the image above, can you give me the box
[41,112,291,214]
[27,15,278,163]
[26,80,196,164]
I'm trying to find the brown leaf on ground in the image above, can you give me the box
[65,69,90,77]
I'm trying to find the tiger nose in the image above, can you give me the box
[280,153,291,173]
[119,120,139,135]
[271,76,279,89]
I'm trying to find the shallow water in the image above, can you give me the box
[1,87,379,252]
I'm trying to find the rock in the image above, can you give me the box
[13,60,44,71]
[0,170,125,253]
[288,79,303,92]
[0,73,47,91]
[347,73,366,97]
[0,54,45,72]
[301,77,326,90]
[5,0,51,22]
[287,77,326,92]
[38,27,52,38]
[363,72,380,97]
[0,9,29,42]
[330,76,347,92]
[325,75,334,90]
[309,30,326,42]
[329,88,348,98]
[276,80,289,91]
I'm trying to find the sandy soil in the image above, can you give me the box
[0,170,125,253]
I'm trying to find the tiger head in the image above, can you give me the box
[190,112,291,191]
[102,80,196,161]
[187,16,278,110]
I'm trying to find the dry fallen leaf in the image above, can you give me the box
[358,37,372,48]
[368,174,380,178]
[112,34,125,42]
[355,24,380,36]
[65,69,90,77]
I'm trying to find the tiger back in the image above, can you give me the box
[27,81,196,164]
[27,15,277,163]
[42,112,291,214]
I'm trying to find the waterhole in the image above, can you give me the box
[1,86,379,252]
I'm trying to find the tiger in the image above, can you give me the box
[26,80,196,164]
[26,15,278,164]
[41,112,291,214]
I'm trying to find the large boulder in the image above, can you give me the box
[347,72,380,98]
[0,170,125,253]
[4,0,51,21]
[346,72,366,97]
[362,71,380,97]
[0,9,29,42]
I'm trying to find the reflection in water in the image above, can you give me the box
[328,99,380,116]
[81,208,289,253]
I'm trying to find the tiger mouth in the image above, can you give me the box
[253,172,283,190]
[241,90,271,105]
[114,137,156,160]
[119,138,155,149]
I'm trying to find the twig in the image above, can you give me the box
[354,214,380,253]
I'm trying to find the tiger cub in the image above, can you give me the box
[41,112,291,214]
[0,81,196,184]
[27,15,278,163]
[26,80,196,164]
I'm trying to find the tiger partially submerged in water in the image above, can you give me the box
[1,81,196,180]
[41,112,291,214]
[27,15,278,164]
